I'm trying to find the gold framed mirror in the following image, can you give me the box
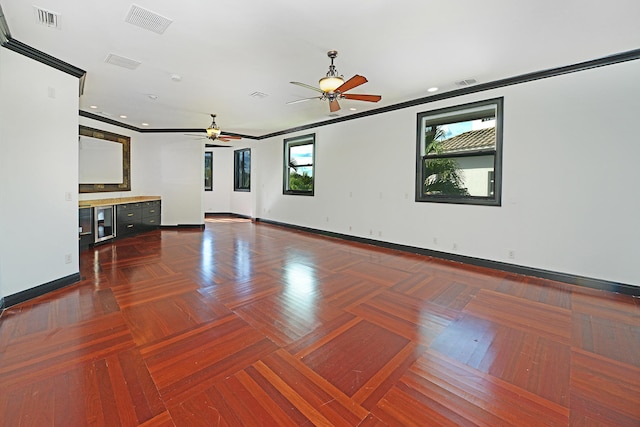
[79,125,131,193]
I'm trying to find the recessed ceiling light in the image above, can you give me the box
[349,108,357,111]
[120,115,127,119]
[141,123,149,126]
[427,87,439,93]
[90,105,98,109]
[147,94,158,101]
[170,74,181,82]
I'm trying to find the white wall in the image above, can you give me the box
[229,143,257,218]
[0,48,80,297]
[252,59,640,287]
[154,134,204,225]
[203,148,233,213]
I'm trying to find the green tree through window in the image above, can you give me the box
[423,125,469,196]
[284,134,315,195]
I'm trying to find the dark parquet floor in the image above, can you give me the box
[1,217,639,426]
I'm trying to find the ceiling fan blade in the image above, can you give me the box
[336,75,368,93]
[206,143,231,148]
[287,96,322,105]
[219,135,242,140]
[290,81,323,93]
[184,133,206,137]
[329,99,341,112]
[342,94,382,103]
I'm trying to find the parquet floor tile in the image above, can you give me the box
[301,319,410,397]
[1,217,638,425]
[569,349,640,425]
[141,314,278,405]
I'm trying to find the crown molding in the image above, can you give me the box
[3,23,637,140]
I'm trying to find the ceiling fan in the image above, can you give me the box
[288,50,381,113]
[185,114,242,144]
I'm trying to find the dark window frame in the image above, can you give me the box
[283,133,315,196]
[204,151,213,191]
[234,148,251,192]
[415,97,503,206]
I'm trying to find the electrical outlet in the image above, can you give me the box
[64,254,72,264]
[508,250,516,259]
[433,237,438,245]
[65,192,72,201]
[326,216,329,222]
[378,231,382,237]
[452,243,458,251]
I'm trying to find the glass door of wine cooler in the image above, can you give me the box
[95,205,116,242]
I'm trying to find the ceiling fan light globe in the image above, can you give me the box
[206,127,221,138]
[319,76,344,93]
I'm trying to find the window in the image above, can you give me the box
[204,152,212,191]
[234,148,251,191]
[416,98,503,205]
[284,134,315,195]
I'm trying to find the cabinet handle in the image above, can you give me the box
[149,220,155,223]
[127,213,134,217]
[149,210,155,213]
[127,224,134,228]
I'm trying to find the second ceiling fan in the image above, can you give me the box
[288,50,381,113]
[185,114,242,145]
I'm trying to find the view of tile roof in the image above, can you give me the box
[440,127,495,153]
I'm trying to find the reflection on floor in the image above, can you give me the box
[1,218,638,425]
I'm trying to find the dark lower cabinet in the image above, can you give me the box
[79,198,161,250]
[79,207,93,250]
[141,201,161,229]
[116,203,142,237]
[116,200,161,238]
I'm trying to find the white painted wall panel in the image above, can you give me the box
[251,60,640,287]
[203,148,232,213]
[0,48,79,297]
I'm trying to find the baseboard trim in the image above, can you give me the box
[205,212,252,219]
[161,224,205,229]
[4,272,81,308]
[255,218,639,296]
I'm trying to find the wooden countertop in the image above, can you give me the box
[78,196,161,208]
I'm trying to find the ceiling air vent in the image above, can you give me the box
[455,78,478,87]
[33,6,60,29]
[249,92,269,99]
[105,53,141,70]
[125,4,172,35]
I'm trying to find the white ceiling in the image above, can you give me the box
[2,0,639,136]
